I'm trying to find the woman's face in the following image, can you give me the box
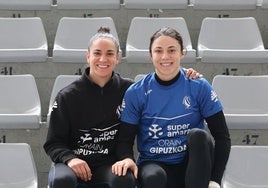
[86,37,119,80]
[150,35,184,81]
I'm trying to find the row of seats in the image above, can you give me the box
[1,139,268,187]
[0,16,268,64]
[0,0,267,10]
[1,73,268,130]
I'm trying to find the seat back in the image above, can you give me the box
[56,0,120,9]
[0,143,38,188]
[212,75,268,129]
[0,17,48,63]
[124,0,188,9]
[190,0,257,10]
[222,145,268,188]
[126,17,196,63]
[197,17,268,63]
[261,0,268,8]
[53,17,120,63]
[0,0,51,10]
[47,75,80,124]
[0,75,41,129]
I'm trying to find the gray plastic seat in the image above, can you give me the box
[47,75,80,124]
[0,143,38,188]
[212,75,268,129]
[126,17,196,64]
[0,17,48,63]
[189,0,257,10]
[0,75,41,129]
[56,0,120,9]
[261,0,268,8]
[222,145,268,188]
[53,17,120,63]
[124,0,188,9]
[197,17,268,63]
[0,0,51,10]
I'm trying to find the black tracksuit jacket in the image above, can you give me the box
[44,68,133,168]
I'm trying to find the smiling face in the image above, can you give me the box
[150,35,184,81]
[86,37,120,86]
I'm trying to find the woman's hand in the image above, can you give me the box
[67,158,92,182]
[112,158,138,179]
[184,68,203,79]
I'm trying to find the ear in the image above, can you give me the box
[116,52,120,64]
[180,50,185,59]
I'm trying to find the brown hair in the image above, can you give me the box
[88,27,120,53]
[149,27,184,54]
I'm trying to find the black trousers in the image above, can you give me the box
[138,128,214,188]
[48,163,136,188]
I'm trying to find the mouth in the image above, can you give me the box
[160,62,173,67]
[97,64,109,69]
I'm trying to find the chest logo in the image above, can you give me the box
[149,124,163,139]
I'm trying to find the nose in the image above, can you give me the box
[162,51,169,59]
[100,55,107,62]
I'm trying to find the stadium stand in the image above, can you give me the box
[56,0,120,9]
[189,0,257,10]
[212,75,268,129]
[0,17,48,63]
[124,0,188,9]
[0,3,268,188]
[52,17,120,63]
[0,74,41,129]
[0,0,51,10]
[47,75,80,125]
[222,145,268,188]
[197,17,268,63]
[0,143,38,188]
[126,17,196,63]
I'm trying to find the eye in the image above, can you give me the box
[154,49,162,54]
[93,51,101,56]
[169,49,177,53]
[107,52,115,56]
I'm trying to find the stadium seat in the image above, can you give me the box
[212,75,268,129]
[189,0,257,10]
[0,75,41,129]
[0,143,38,188]
[197,17,268,63]
[0,0,51,10]
[261,0,268,8]
[52,17,120,63]
[222,145,268,188]
[124,0,188,9]
[126,17,196,63]
[47,75,80,125]
[56,0,120,9]
[0,17,48,63]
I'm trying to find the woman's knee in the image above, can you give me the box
[111,170,136,188]
[48,163,77,188]
[187,128,211,146]
[138,163,167,188]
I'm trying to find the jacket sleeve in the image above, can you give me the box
[116,121,138,161]
[205,111,231,185]
[43,93,77,164]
